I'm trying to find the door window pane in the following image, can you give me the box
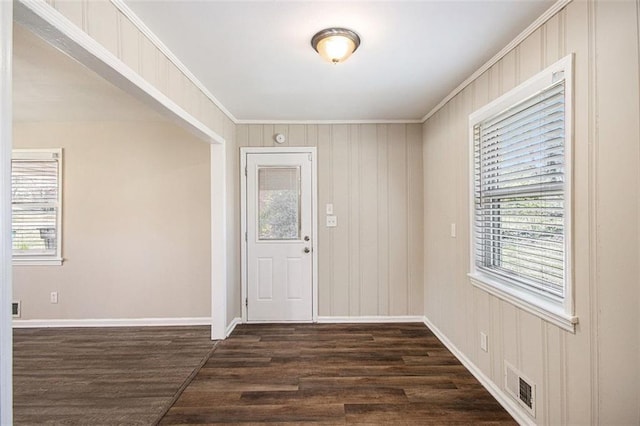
[258,167,300,240]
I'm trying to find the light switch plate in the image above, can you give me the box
[326,203,333,215]
[450,223,457,238]
[326,215,337,227]
[480,332,488,352]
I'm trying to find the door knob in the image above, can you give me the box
[304,247,310,253]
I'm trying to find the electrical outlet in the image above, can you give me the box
[50,291,58,304]
[326,215,337,227]
[480,332,488,352]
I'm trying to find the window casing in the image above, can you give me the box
[468,55,576,331]
[12,149,63,266]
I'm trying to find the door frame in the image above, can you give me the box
[0,2,12,423]
[240,147,318,323]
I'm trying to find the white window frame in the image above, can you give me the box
[12,148,63,266]
[468,54,576,332]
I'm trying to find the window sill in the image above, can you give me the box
[468,272,577,333]
[13,257,63,266]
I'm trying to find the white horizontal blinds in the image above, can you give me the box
[474,80,565,298]
[11,156,60,256]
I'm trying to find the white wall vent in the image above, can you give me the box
[504,361,536,417]
[12,301,21,318]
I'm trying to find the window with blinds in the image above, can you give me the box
[474,81,565,298]
[469,55,575,330]
[11,149,63,265]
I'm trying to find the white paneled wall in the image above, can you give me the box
[423,1,640,424]
[237,124,424,317]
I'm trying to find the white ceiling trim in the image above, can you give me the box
[110,0,239,124]
[237,119,423,125]
[420,0,572,123]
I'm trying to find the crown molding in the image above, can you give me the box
[236,119,423,125]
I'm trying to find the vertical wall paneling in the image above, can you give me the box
[85,2,117,57]
[422,1,640,424]
[636,7,640,421]
[289,125,306,147]
[359,125,378,316]
[594,0,640,421]
[330,125,351,316]
[407,123,424,316]
[377,125,390,316]
[248,125,262,148]
[237,123,423,318]
[585,0,601,422]
[117,12,140,75]
[387,125,408,316]
[51,0,84,31]
[139,36,158,90]
[348,125,360,315]
[156,52,169,101]
[317,125,332,315]
[262,124,275,147]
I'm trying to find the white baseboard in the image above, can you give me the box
[225,317,241,337]
[12,317,211,328]
[422,316,535,426]
[317,315,425,323]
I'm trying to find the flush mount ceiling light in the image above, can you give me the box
[311,27,361,64]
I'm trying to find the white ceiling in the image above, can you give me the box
[13,24,166,123]
[124,0,555,122]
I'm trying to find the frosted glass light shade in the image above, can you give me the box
[311,28,360,64]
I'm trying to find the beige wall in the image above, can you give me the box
[422,0,639,424]
[237,124,424,317]
[13,120,212,320]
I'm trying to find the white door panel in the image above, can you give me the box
[246,152,313,321]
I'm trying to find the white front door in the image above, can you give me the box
[245,151,314,321]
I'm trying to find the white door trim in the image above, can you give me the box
[0,2,12,423]
[240,147,318,323]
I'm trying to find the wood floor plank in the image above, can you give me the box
[13,326,215,425]
[15,323,516,424]
[160,323,516,425]
[159,403,346,424]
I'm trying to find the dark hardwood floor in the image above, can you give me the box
[160,323,516,425]
[13,326,216,425]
